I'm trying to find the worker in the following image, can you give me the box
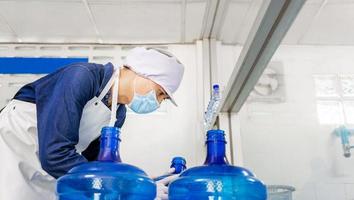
[0,47,184,200]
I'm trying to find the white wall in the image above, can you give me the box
[215,42,242,90]
[0,44,205,177]
[237,45,354,200]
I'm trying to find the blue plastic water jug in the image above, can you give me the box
[153,156,187,182]
[169,129,267,200]
[56,126,156,200]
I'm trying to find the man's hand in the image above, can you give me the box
[153,168,179,200]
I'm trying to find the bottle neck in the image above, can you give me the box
[98,127,121,162]
[204,140,229,165]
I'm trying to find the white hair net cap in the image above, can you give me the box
[123,47,185,106]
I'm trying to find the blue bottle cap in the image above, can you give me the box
[171,157,187,174]
[172,157,186,166]
[213,84,219,90]
[206,129,226,143]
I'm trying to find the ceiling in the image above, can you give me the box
[0,0,353,45]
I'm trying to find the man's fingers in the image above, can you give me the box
[161,168,176,176]
[151,168,176,179]
[166,167,175,175]
[160,193,168,200]
[156,183,168,193]
[157,174,179,185]
[154,169,180,200]
[156,183,169,200]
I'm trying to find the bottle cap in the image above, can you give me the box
[171,157,187,173]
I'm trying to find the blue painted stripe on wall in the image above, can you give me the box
[0,57,89,74]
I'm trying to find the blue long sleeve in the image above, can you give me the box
[36,66,95,178]
[14,62,127,178]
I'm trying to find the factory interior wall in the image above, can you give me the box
[216,43,354,200]
[0,44,206,177]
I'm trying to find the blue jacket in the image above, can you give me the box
[14,62,126,178]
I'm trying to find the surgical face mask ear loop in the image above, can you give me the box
[128,75,137,106]
[109,69,120,127]
[131,75,138,100]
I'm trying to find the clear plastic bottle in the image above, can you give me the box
[153,157,187,182]
[204,84,221,130]
[169,129,267,200]
[204,98,214,128]
[211,84,221,116]
[56,127,156,200]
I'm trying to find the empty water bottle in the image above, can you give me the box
[169,129,267,200]
[204,84,221,130]
[153,157,187,182]
[56,126,156,200]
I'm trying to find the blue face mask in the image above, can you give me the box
[128,89,160,114]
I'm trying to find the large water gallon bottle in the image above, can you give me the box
[56,126,156,200]
[153,157,187,182]
[169,129,267,200]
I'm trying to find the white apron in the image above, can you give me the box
[0,67,120,200]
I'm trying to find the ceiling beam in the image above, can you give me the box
[200,0,219,39]
[210,0,230,39]
[215,0,306,116]
[200,0,230,39]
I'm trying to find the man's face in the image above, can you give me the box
[134,75,169,104]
